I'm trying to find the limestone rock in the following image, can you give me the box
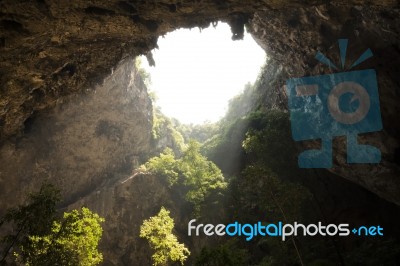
[248,4,400,205]
[0,58,152,214]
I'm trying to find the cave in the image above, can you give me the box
[0,0,399,265]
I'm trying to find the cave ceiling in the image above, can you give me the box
[0,0,398,142]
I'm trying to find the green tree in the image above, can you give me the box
[179,140,227,214]
[17,207,104,266]
[241,110,297,175]
[0,184,105,266]
[195,240,248,266]
[0,183,60,264]
[145,148,180,186]
[140,207,190,266]
[152,107,186,152]
[236,111,311,266]
[143,141,227,215]
[223,82,256,123]
[135,57,152,87]
[177,121,219,144]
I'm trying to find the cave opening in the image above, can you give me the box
[138,22,266,125]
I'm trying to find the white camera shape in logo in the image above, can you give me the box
[286,69,382,168]
[328,81,370,125]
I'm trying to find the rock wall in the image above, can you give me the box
[0,58,152,214]
[248,3,400,205]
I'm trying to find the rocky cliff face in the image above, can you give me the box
[0,58,152,214]
[248,3,400,205]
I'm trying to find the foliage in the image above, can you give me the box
[223,82,257,123]
[237,112,310,265]
[152,107,167,140]
[0,183,61,263]
[202,128,244,176]
[254,236,304,266]
[0,184,104,266]
[343,238,400,266]
[138,55,186,154]
[145,148,180,186]
[135,57,152,87]
[201,109,312,265]
[179,140,227,214]
[241,110,297,175]
[140,207,190,266]
[152,107,186,152]
[239,164,311,223]
[16,207,104,266]
[202,111,273,177]
[224,165,310,265]
[135,57,187,154]
[143,141,227,215]
[195,240,248,266]
[171,128,186,152]
[177,122,219,144]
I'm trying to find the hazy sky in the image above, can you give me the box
[140,22,266,125]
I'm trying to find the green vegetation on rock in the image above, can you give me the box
[143,140,227,216]
[140,207,190,266]
[195,240,248,266]
[0,183,104,266]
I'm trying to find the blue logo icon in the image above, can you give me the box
[286,39,383,168]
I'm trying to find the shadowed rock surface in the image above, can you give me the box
[0,59,152,213]
[248,4,400,205]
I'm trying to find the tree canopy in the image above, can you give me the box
[18,207,104,266]
[140,207,190,266]
[0,184,104,266]
[0,183,60,264]
[143,140,227,215]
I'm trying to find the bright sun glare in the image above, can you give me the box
[140,22,266,125]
